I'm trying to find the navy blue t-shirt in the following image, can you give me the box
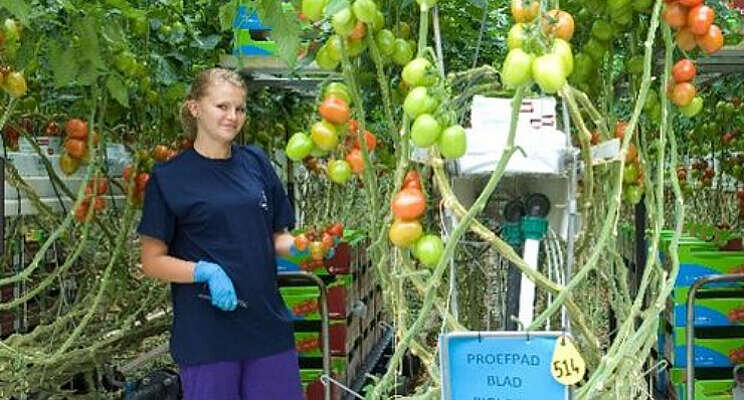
[137,145,296,366]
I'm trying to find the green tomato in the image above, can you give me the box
[623,163,639,184]
[552,38,573,76]
[324,82,351,104]
[392,38,414,66]
[370,10,385,32]
[679,96,703,117]
[648,102,661,124]
[402,57,434,87]
[302,0,327,22]
[325,35,343,62]
[315,45,340,70]
[414,234,444,267]
[3,72,27,98]
[438,125,467,159]
[331,7,357,37]
[532,53,566,94]
[310,146,329,158]
[396,22,411,40]
[591,20,613,42]
[352,0,377,24]
[627,55,644,76]
[624,184,643,205]
[643,90,659,111]
[403,87,436,118]
[328,160,353,184]
[507,23,528,50]
[584,39,607,63]
[347,37,367,57]
[286,132,314,161]
[310,120,339,150]
[501,48,534,88]
[411,114,442,147]
[375,29,395,57]
[571,53,593,83]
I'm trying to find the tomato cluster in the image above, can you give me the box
[291,299,319,316]
[295,337,320,353]
[665,0,724,55]
[122,161,151,208]
[59,119,99,176]
[668,58,704,117]
[294,222,344,271]
[729,347,744,363]
[74,176,110,222]
[400,56,467,159]
[503,1,574,94]
[388,171,445,267]
[285,82,380,186]
[727,307,744,323]
[311,0,415,70]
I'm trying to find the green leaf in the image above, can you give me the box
[191,34,222,50]
[219,0,240,31]
[77,61,101,86]
[257,0,301,69]
[77,17,105,70]
[150,54,177,85]
[0,0,31,24]
[324,0,350,17]
[106,74,130,108]
[48,41,77,88]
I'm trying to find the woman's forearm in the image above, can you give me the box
[274,231,295,258]
[142,255,196,283]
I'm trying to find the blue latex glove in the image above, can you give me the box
[194,261,237,311]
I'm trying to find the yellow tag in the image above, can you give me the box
[550,335,586,385]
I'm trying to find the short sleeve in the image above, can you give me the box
[248,146,296,232]
[137,171,176,244]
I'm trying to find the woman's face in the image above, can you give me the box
[190,80,246,145]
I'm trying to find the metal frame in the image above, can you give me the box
[685,273,744,400]
[278,270,331,400]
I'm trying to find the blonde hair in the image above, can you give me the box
[179,68,248,141]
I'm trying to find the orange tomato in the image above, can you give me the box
[696,24,723,55]
[672,59,696,83]
[354,130,377,152]
[687,5,714,35]
[676,28,697,51]
[670,82,696,106]
[65,119,88,140]
[318,97,351,125]
[391,188,427,220]
[345,148,365,173]
[663,2,689,29]
[65,139,87,159]
[542,10,574,41]
[511,0,539,23]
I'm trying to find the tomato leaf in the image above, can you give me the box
[77,17,105,70]
[324,0,350,16]
[48,41,78,88]
[0,0,31,24]
[150,54,177,85]
[256,0,300,68]
[106,74,130,108]
[219,0,240,31]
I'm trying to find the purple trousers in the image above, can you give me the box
[179,348,304,400]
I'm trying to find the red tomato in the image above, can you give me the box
[93,197,106,212]
[354,131,377,152]
[687,5,714,35]
[663,3,689,29]
[391,188,427,220]
[152,145,170,162]
[345,148,365,173]
[696,24,723,55]
[65,139,87,159]
[65,119,88,140]
[678,0,703,6]
[75,201,90,222]
[615,121,629,140]
[672,59,696,83]
[670,82,696,106]
[122,165,134,183]
[135,172,150,191]
[318,97,351,125]
[403,170,422,190]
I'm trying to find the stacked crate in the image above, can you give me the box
[654,233,744,399]
[279,239,386,400]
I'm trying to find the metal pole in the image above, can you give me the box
[279,271,331,400]
[686,273,744,400]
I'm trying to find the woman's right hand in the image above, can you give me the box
[194,261,238,311]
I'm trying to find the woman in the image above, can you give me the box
[138,68,303,399]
